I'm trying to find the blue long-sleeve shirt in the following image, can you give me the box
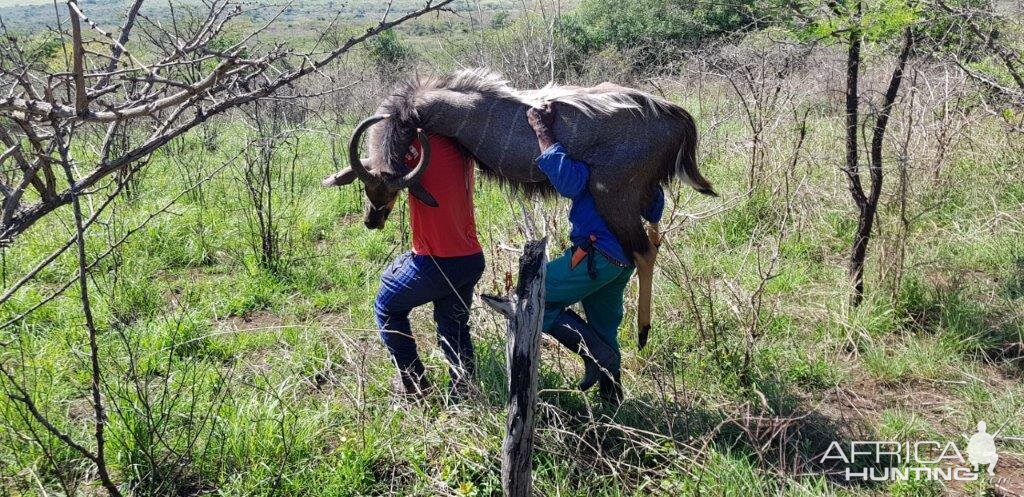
[537,143,664,265]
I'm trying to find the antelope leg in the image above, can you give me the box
[633,223,661,350]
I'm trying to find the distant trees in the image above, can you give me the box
[559,0,762,70]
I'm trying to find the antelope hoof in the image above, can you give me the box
[638,324,651,350]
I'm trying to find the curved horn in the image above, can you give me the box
[348,114,390,186]
[386,128,431,190]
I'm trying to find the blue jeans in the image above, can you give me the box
[374,251,485,381]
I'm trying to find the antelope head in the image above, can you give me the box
[322,114,437,229]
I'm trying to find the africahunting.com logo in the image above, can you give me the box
[821,421,1000,482]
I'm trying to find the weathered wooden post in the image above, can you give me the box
[483,238,547,497]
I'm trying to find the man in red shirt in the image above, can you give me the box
[367,134,484,401]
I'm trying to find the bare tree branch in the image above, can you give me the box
[67,0,90,115]
[0,0,456,246]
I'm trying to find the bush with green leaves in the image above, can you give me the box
[558,0,761,71]
[365,28,412,74]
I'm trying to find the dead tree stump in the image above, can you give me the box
[497,238,547,497]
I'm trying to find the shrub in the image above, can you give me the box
[559,0,759,71]
[365,29,412,74]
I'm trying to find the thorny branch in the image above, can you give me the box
[0,0,455,247]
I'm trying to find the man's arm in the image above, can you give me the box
[528,104,589,199]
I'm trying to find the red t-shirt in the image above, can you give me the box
[404,134,482,257]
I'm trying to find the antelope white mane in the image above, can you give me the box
[441,68,677,118]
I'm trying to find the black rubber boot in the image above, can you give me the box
[598,370,623,406]
[392,361,432,400]
[544,310,620,391]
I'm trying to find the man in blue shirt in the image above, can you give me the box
[527,103,664,404]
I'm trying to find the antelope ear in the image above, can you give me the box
[322,167,358,187]
[409,183,438,207]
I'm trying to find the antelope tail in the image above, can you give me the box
[675,115,717,197]
[633,223,662,350]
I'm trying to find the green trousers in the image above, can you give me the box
[542,248,635,351]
